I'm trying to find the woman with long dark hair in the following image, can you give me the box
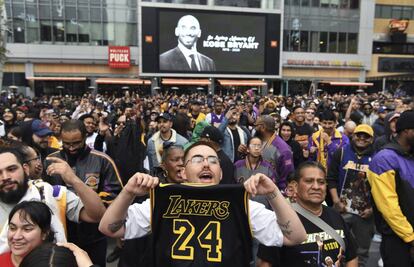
[0,201,54,267]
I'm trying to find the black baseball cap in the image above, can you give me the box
[156,112,172,121]
[201,126,224,145]
[191,100,204,105]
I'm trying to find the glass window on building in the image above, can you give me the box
[26,4,40,43]
[381,6,391,18]
[319,31,327,52]
[402,7,412,19]
[291,31,300,51]
[78,22,90,44]
[52,0,65,20]
[328,32,337,53]
[292,0,300,6]
[113,23,128,45]
[127,0,138,7]
[66,21,78,43]
[311,0,320,7]
[340,0,349,9]
[283,30,290,51]
[65,5,77,43]
[349,0,358,9]
[375,5,381,18]
[347,32,357,53]
[103,22,112,45]
[391,6,402,19]
[127,23,138,46]
[310,31,319,52]
[331,0,339,8]
[129,8,137,23]
[53,21,65,42]
[5,2,13,43]
[78,6,89,21]
[40,21,52,42]
[338,32,346,53]
[90,0,101,6]
[300,31,309,52]
[90,7,102,22]
[39,4,52,42]
[321,0,329,8]
[78,0,89,6]
[12,2,25,42]
[90,22,103,45]
[301,0,310,7]
[13,20,25,43]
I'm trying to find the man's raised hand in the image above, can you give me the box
[124,173,159,197]
[244,173,277,198]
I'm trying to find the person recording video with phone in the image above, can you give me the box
[159,15,216,72]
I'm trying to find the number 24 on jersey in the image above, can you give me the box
[171,219,222,262]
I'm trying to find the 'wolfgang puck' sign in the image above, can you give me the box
[108,46,130,68]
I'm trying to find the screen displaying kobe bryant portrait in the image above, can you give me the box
[141,6,281,77]
[158,10,265,73]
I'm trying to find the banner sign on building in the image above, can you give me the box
[108,46,130,68]
[378,57,414,72]
[389,19,409,33]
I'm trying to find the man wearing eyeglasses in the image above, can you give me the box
[327,124,375,267]
[99,141,307,266]
[22,119,59,166]
[20,145,43,180]
[46,119,122,267]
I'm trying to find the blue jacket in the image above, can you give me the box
[218,117,250,162]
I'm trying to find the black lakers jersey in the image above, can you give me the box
[150,183,253,267]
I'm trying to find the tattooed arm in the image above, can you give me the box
[98,173,159,238]
[244,174,307,246]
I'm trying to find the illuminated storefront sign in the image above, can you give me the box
[286,59,363,68]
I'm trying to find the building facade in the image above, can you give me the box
[367,0,414,95]
[2,0,376,96]
[282,0,375,95]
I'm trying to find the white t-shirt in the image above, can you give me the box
[0,120,5,137]
[124,199,284,247]
[86,132,107,153]
[0,180,84,253]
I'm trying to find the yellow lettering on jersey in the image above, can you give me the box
[324,241,339,251]
[163,195,230,220]
[197,221,222,262]
[171,219,195,260]
[171,219,222,262]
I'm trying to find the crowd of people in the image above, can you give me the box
[0,88,413,267]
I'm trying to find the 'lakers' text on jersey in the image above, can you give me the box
[150,184,253,267]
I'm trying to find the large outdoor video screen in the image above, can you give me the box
[140,6,281,77]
